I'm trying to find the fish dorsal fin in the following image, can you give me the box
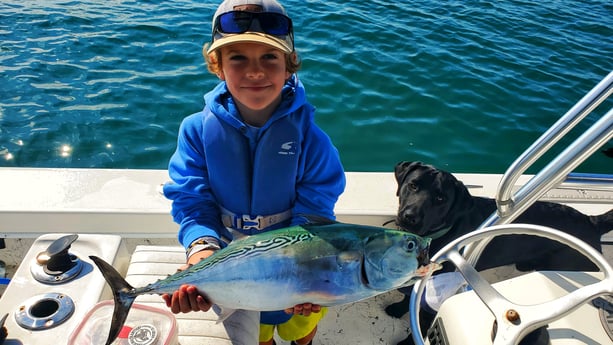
[299,214,337,226]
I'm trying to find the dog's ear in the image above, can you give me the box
[394,161,424,196]
[437,177,476,231]
[452,179,475,213]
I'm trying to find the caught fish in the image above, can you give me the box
[90,220,438,345]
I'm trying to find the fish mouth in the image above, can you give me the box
[417,246,430,266]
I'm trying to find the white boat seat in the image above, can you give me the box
[125,245,259,345]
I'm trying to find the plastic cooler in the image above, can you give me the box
[68,300,178,345]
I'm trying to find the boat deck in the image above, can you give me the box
[0,168,611,344]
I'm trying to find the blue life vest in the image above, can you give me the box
[202,99,310,235]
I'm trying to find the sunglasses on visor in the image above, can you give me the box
[213,11,293,37]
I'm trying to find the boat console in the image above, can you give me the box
[0,233,128,345]
[410,224,613,345]
[429,270,612,345]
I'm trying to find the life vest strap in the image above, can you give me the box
[220,207,292,231]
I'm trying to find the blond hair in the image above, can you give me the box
[202,44,301,75]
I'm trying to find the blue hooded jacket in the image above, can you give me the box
[164,75,346,325]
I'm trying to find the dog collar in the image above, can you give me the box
[427,226,453,240]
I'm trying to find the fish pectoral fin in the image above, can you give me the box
[337,251,362,264]
[336,251,363,272]
[215,306,237,324]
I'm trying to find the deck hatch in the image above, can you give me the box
[426,317,449,345]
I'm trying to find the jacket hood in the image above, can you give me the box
[203,74,309,130]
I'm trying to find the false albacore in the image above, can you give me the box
[90,220,438,345]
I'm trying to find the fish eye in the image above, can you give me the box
[406,240,416,251]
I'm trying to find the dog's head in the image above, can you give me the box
[394,161,473,237]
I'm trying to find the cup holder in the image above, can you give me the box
[15,293,75,330]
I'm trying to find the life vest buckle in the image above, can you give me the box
[241,214,263,230]
[221,208,292,231]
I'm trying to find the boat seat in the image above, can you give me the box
[125,245,259,345]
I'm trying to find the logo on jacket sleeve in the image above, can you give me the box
[279,141,296,155]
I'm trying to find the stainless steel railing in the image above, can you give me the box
[464,70,613,265]
[559,172,613,193]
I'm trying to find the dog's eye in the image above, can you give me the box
[408,183,418,192]
[406,240,416,251]
[435,195,446,204]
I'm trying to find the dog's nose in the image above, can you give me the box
[400,209,420,227]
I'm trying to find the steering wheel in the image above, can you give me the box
[409,223,613,345]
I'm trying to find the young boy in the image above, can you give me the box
[162,1,346,344]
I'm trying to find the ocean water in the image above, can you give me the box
[0,0,611,173]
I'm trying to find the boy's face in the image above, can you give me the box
[218,42,290,120]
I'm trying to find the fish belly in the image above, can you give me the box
[190,253,375,311]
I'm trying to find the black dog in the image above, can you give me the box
[393,161,612,271]
[385,161,612,343]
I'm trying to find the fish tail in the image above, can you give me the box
[89,255,137,345]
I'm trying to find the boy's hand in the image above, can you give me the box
[161,249,217,314]
[162,284,212,313]
[285,303,321,316]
